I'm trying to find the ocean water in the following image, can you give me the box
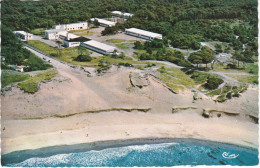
[6,141,259,167]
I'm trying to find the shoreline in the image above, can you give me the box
[2,137,258,165]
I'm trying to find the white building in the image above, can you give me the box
[91,18,116,27]
[81,40,117,55]
[13,31,33,41]
[44,29,67,40]
[53,22,88,31]
[111,11,134,18]
[125,28,162,41]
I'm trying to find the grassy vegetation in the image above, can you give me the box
[68,29,89,33]
[27,40,58,56]
[27,40,163,68]
[74,31,94,36]
[157,67,195,92]
[106,39,126,43]
[115,43,131,49]
[30,28,45,37]
[1,70,30,88]
[206,84,248,102]
[213,63,258,74]
[227,74,258,84]
[18,69,57,93]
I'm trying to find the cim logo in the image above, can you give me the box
[222,152,239,159]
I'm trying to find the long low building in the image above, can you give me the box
[125,28,162,41]
[81,40,117,55]
[91,18,116,27]
[45,29,67,40]
[52,22,88,31]
[13,31,33,41]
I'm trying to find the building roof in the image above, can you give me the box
[111,11,122,15]
[91,18,116,26]
[66,36,91,42]
[83,40,116,52]
[125,28,162,38]
[13,31,33,36]
[45,29,67,33]
[111,11,133,17]
[54,22,88,27]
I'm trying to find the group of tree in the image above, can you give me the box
[1,25,51,72]
[188,46,214,68]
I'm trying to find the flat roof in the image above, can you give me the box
[111,11,133,17]
[91,18,116,26]
[54,22,88,27]
[14,31,33,36]
[45,29,67,33]
[125,28,162,38]
[83,40,116,52]
[66,36,91,42]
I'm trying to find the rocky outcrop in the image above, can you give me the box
[129,72,149,88]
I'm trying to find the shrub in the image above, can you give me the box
[75,55,92,62]
[226,63,237,69]
[204,76,224,90]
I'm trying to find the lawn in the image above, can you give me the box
[18,69,57,93]
[1,70,30,88]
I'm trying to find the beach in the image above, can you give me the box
[1,49,258,163]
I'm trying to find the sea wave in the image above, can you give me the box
[7,141,258,167]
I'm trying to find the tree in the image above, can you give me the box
[200,46,214,68]
[232,51,244,68]
[188,52,203,68]
[93,19,100,27]
[133,41,143,49]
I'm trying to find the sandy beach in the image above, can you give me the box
[1,48,258,162]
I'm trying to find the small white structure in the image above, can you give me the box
[13,31,33,41]
[125,28,162,41]
[91,18,116,27]
[81,40,117,55]
[8,65,25,72]
[44,29,67,40]
[53,22,88,31]
[111,11,134,18]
